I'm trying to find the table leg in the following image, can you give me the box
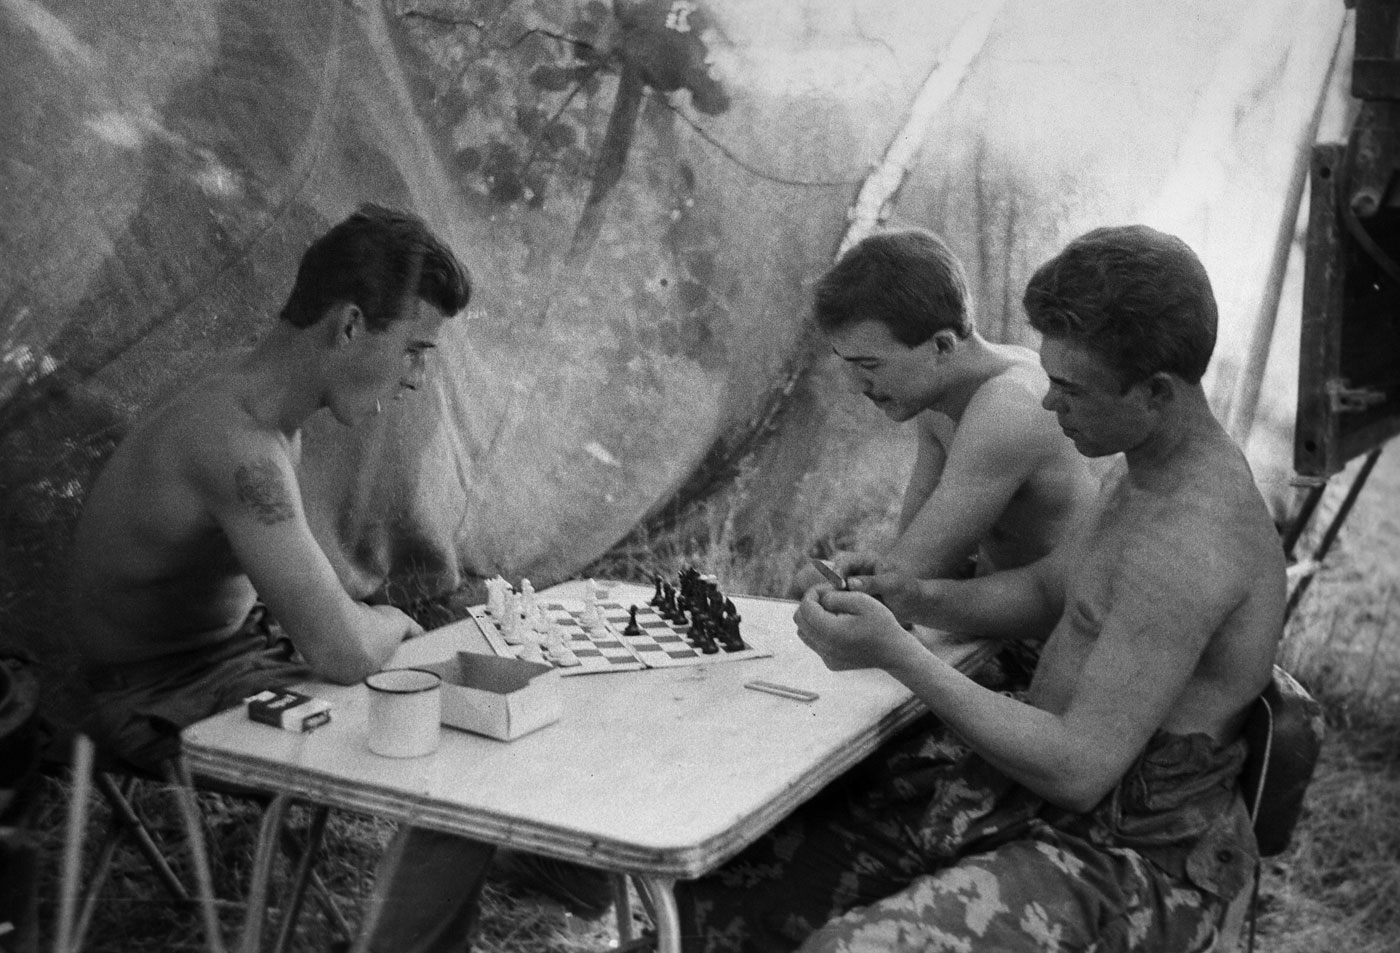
[634,875,680,953]
[612,874,634,944]
[238,792,293,953]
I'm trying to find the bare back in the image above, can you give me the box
[1028,435,1285,745]
[70,380,293,666]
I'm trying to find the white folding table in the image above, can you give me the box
[181,580,989,953]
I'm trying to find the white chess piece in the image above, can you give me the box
[580,595,601,627]
[501,591,524,645]
[486,576,508,618]
[527,601,548,634]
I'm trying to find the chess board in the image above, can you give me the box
[467,600,769,676]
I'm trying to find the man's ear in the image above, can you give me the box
[1144,371,1177,408]
[327,302,365,348]
[930,329,959,356]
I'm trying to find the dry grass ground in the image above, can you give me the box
[19,448,1400,953]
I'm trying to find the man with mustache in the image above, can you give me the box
[797,228,1097,591]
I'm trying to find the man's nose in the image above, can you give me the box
[1041,387,1061,413]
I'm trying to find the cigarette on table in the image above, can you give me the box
[745,680,819,702]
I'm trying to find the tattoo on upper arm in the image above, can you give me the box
[234,459,295,525]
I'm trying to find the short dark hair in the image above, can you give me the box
[812,229,972,346]
[280,204,472,330]
[1022,225,1217,387]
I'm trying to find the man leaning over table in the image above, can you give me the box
[69,204,495,953]
[676,225,1285,953]
[791,228,1098,595]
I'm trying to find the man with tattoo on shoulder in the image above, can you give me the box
[70,205,494,953]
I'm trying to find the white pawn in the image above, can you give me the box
[547,643,580,667]
[539,621,565,650]
[580,594,601,628]
[527,600,549,635]
[501,591,524,645]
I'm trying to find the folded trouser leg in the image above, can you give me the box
[363,827,495,953]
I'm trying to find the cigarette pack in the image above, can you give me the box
[245,689,333,732]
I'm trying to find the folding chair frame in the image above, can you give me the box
[53,735,350,953]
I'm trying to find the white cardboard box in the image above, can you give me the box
[419,652,561,741]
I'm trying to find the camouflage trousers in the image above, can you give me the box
[676,718,1255,953]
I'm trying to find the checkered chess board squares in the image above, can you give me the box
[467,599,769,675]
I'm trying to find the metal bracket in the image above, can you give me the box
[1326,377,1387,413]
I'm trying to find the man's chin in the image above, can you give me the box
[872,400,911,422]
[1070,437,1116,459]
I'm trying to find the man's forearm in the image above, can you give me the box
[901,572,1057,641]
[884,651,1096,810]
[881,533,976,580]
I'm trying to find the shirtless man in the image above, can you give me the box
[70,205,493,953]
[796,228,1096,590]
[677,225,1285,952]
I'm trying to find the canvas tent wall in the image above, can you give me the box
[0,0,1347,694]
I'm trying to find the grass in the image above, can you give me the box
[17,449,1400,953]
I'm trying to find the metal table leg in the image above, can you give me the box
[634,875,680,953]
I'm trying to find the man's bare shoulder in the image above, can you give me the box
[125,376,291,494]
[958,354,1063,450]
[976,349,1051,408]
[1116,438,1284,598]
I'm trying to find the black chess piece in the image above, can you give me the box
[689,614,718,653]
[671,593,691,625]
[623,605,642,636]
[685,613,706,646]
[649,575,664,606]
[722,611,745,650]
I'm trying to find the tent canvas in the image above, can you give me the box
[0,0,1349,710]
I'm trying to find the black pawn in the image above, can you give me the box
[650,574,664,606]
[623,605,642,636]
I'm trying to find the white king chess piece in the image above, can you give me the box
[500,591,524,645]
[486,576,508,618]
